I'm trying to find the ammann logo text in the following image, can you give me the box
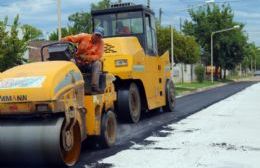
[0,95,27,102]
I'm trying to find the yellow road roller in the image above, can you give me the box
[0,42,117,166]
[91,2,176,123]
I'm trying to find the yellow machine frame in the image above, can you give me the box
[0,61,117,166]
[103,37,171,110]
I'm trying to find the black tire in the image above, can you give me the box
[117,82,141,123]
[163,79,176,112]
[98,110,117,148]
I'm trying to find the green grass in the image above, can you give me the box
[227,74,253,81]
[175,80,224,96]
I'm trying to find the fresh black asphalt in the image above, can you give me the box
[76,81,256,168]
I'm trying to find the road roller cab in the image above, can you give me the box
[0,42,117,166]
[91,2,176,123]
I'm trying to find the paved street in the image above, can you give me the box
[92,82,260,168]
[76,81,256,167]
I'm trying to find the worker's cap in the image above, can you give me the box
[94,26,104,37]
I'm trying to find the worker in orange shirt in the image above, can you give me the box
[62,27,104,92]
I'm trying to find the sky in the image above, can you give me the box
[0,0,259,45]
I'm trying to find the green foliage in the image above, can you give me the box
[156,25,200,64]
[91,0,111,10]
[242,43,257,70]
[21,24,43,41]
[0,15,42,72]
[49,12,92,41]
[195,64,205,83]
[49,27,74,41]
[68,12,92,34]
[256,48,260,70]
[183,4,247,71]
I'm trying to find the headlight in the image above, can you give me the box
[115,59,128,67]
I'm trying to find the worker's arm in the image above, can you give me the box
[61,33,88,43]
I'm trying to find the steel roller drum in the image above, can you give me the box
[0,116,66,166]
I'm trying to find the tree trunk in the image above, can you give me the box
[191,64,193,82]
[214,65,219,81]
[220,67,223,79]
[181,63,184,84]
[224,69,227,79]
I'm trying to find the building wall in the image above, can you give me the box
[173,63,197,83]
[28,40,52,62]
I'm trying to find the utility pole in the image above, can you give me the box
[171,25,174,74]
[211,33,214,83]
[57,0,62,40]
[159,8,162,26]
[210,25,240,83]
[179,18,182,32]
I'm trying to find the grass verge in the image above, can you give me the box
[175,80,228,96]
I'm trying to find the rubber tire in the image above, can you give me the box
[98,111,117,148]
[163,80,176,112]
[117,82,141,123]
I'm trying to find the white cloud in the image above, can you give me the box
[235,11,260,19]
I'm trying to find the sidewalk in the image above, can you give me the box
[97,83,260,168]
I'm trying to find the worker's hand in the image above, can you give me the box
[100,57,105,62]
[60,38,67,42]
[70,58,76,64]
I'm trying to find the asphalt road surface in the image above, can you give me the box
[76,81,256,168]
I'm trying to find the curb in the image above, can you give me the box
[176,76,260,98]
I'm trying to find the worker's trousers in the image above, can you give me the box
[79,60,101,88]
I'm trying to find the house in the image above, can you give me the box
[27,40,53,62]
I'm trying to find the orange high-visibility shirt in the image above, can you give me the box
[63,33,104,64]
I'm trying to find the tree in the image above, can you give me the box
[195,64,205,83]
[22,24,43,41]
[91,0,111,10]
[219,28,247,78]
[183,4,247,78]
[0,15,42,72]
[241,43,255,71]
[256,48,260,70]
[49,27,74,41]
[68,12,92,34]
[49,11,92,41]
[157,25,200,64]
